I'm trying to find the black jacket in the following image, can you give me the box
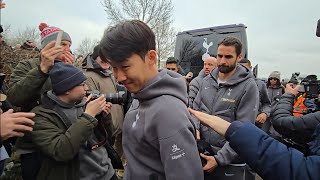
[272,93,320,144]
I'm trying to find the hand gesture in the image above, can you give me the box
[85,95,107,117]
[285,83,300,96]
[40,41,64,73]
[1,109,35,140]
[200,153,218,172]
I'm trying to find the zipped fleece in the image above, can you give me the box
[122,69,203,180]
[192,64,259,165]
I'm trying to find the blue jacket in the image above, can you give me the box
[225,121,320,180]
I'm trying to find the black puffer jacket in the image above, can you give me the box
[272,93,320,144]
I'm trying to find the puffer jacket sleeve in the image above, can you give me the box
[7,58,48,107]
[225,121,320,180]
[272,93,320,142]
[30,110,98,162]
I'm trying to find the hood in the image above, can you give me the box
[132,69,188,104]
[46,90,86,108]
[197,69,206,78]
[82,54,111,77]
[210,64,254,86]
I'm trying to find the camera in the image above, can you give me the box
[86,90,127,105]
[289,73,320,99]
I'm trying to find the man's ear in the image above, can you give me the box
[236,54,243,62]
[146,50,157,65]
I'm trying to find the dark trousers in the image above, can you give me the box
[20,153,42,180]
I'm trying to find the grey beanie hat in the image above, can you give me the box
[49,62,87,95]
[39,23,72,48]
[269,71,281,80]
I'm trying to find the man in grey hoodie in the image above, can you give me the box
[99,20,203,180]
[239,58,271,132]
[192,37,259,179]
[188,56,217,107]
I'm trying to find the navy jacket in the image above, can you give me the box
[226,121,320,180]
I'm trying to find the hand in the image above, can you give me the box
[189,108,230,136]
[0,109,35,140]
[196,130,200,140]
[85,95,107,117]
[61,50,75,64]
[200,153,218,172]
[285,83,300,96]
[185,72,193,80]
[102,102,112,115]
[40,41,64,73]
[256,113,267,123]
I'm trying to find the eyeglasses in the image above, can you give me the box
[167,68,177,71]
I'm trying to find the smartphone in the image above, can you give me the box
[55,30,64,47]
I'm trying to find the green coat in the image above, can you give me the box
[16,94,98,180]
[8,58,51,111]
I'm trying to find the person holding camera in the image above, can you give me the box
[99,20,203,180]
[7,23,74,112]
[272,83,320,154]
[15,62,117,180]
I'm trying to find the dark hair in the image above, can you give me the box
[218,37,242,56]
[239,58,251,66]
[166,57,178,65]
[99,20,155,63]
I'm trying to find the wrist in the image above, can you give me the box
[39,64,49,74]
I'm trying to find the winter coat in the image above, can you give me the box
[226,121,320,180]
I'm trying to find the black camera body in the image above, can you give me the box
[301,80,320,99]
[86,90,127,105]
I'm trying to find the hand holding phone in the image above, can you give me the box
[55,31,64,47]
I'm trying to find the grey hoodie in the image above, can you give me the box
[122,69,203,180]
[188,69,206,107]
[192,64,259,166]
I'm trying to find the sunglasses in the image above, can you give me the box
[269,77,279,80]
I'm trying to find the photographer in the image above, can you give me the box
[272,83,320,153]
[189,108,320,180]
[15,62,117,180]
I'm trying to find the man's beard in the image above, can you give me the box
[218,63,236,74]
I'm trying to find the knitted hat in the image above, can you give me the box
[91,44,100,60]
[39,23,72,48]
[49,62,87,95]
[268,71,281,80]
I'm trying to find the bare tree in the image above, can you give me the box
[102,0,176,67]
[75,37,99,56]
[5,26,40,47]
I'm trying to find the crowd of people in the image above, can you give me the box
[1,1,320,180]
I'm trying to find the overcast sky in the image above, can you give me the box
[1,0,319,78]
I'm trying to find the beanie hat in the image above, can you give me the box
[269,71,281,80]
[49,62,87,95]
[39,23,72,48]
[91,44,100,60]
